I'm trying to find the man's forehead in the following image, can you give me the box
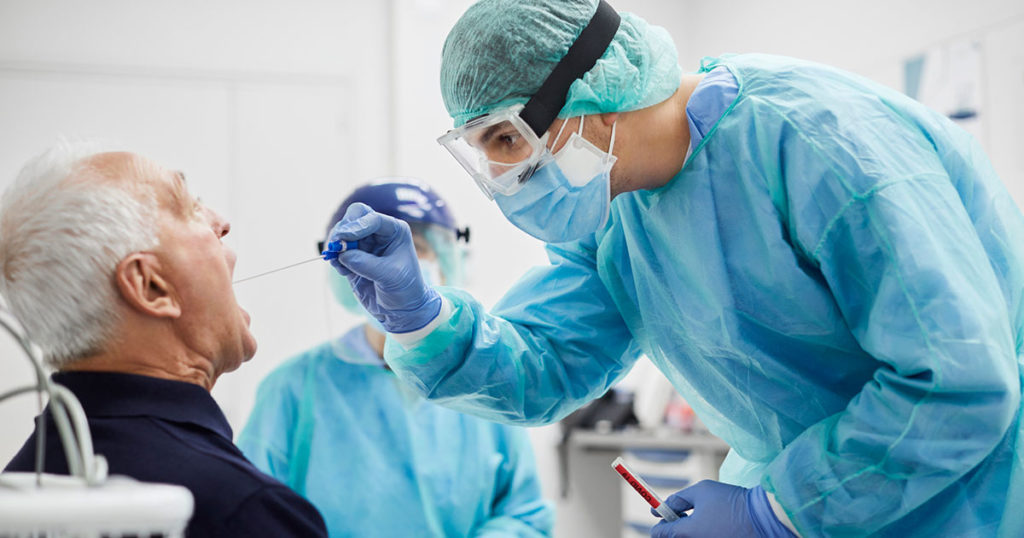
[77,152,167,183]
[77,151,136,178]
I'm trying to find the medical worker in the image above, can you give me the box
[325,1,1024,536]
[240,179,553,538]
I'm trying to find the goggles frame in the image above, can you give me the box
[437,104,552,199]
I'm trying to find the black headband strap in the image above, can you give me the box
[519,0,621,136]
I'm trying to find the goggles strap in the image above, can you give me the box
[519,0,621,137]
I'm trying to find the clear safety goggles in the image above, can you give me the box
[437,104,552,200]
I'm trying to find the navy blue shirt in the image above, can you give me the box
[5,371,327,537]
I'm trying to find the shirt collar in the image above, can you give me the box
[51,371,233,440]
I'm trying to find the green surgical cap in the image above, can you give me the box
[440,0,683,127]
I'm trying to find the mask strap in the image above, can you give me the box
[550,116,574,151]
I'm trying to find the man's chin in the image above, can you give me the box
[238,308,256,360]
[242,334,258,362]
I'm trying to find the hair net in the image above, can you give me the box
[440,0,683,127]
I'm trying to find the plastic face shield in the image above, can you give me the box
[419,223,464,287]
[437,104,551,200]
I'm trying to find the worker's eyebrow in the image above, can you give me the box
[477,124,505,146]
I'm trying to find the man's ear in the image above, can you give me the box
[115,253,181,318]
[600,112,620,127]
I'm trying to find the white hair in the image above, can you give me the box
[0,142,160,368]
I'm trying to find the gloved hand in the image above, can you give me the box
[651,481,796,538]
[325,202,442,333]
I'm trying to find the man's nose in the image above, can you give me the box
[203,206,231,238]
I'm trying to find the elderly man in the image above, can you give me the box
[1,144,327,537]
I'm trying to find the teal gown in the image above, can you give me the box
[238,326,554,537]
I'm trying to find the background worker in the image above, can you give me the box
[241,179,554,538]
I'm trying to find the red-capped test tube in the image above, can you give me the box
[611,456,680,522]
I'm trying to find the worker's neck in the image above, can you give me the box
[613,74,704,196]
[63,331,219,391]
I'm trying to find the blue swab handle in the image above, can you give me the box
[321,240,359,260]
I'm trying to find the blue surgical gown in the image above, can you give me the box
[385,54,1024,536]
[238,326,554,537]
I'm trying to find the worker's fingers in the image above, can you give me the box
[328,257,352,277]
[329,204,405,255]
[664,491,695,514]
[650,517,690,538]
[335,249,384,281]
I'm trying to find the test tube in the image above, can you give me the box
[611,456,680,522]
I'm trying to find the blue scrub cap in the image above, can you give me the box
[326,178,456,236]
[440,0,683,127]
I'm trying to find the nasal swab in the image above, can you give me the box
[611,456,680,522]
[233,256,324,284]
[232,240,361,284]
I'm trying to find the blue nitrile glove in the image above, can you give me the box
[650,481,796,538]
[325,202,442,333]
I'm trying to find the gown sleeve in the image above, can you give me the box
[385,236,641,426]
